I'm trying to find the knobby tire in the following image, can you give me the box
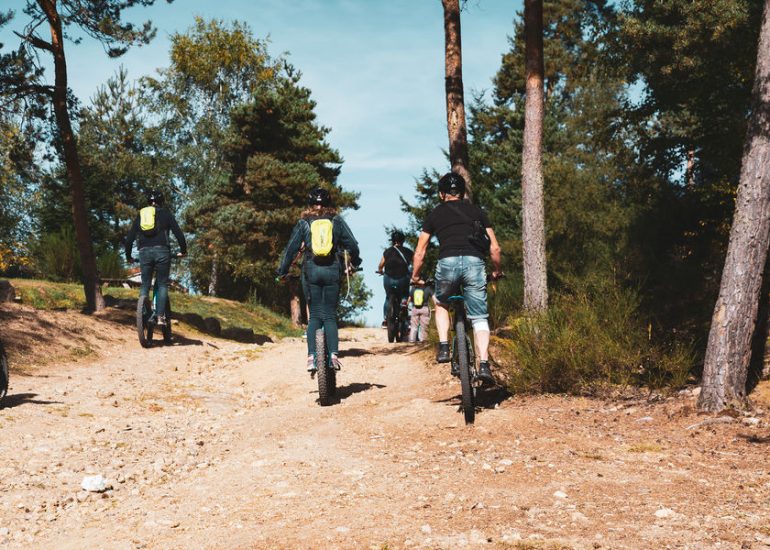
[455,319,475,424]
[386,295,399,343]
[0,342,8,405]
[315,328,335,406]
[162,299,173,343]
[137,295,153,348]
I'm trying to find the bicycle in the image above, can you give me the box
[447,293,478,424]
[378,272,410,343]
[447,273,504,424]
[133,253,182,348]
[0,340,8,406]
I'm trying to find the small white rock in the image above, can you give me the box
[421,524,432,534]
[81,475,109,493]
[553,490,568,499]
[636,416,654,423]
[655,508,675,519]
[335,526,350,533]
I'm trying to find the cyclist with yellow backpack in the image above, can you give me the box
[125,190,187,326]
[408,281,434,343]
[277,187,362,372]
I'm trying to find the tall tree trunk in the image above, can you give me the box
[42,0,104,312]
[698,0,770,412]
[290,290,302,327]
[209,252,218,296]
[441,0,473,201]
[521,0,548,312]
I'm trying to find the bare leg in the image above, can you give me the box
[435,302,450,342]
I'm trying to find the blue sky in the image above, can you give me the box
[3,0,521,325]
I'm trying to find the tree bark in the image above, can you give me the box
[521,0,548,312]
[208,252,218,296]
[441,0,473,201]
[290,290,302,327]
[698,0,770,412]
[41,0,104,312]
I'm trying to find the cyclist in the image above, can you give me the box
[376,230,413,327]
[408,280,434,343]
[277,187,362,372]
[125,189,187,326]
[410,172,503,384]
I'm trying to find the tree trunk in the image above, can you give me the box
[290,290,302,327]
[521,0,548,312]
[209,252,218,296]
[441,0,473,201]
[43,0,104,312]
[698,0,770,412]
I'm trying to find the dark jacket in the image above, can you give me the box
[277,215,361,277]
[125,206,187,259]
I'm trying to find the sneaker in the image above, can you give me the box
[436,342,451,363]
[476,361,495,385]
[306,355,316,373]
[156,314,167,326]
[331,354,342,371]
[381,320,387,328]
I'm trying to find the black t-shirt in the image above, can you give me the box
[422,201,491,259]
[383,245,413,278]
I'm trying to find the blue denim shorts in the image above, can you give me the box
[434,256,488,320]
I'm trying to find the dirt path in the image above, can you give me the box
[2,317,770,549]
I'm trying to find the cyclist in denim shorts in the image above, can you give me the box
[410,172,503,384]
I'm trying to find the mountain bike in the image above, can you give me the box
[379,273,410,343]
[447,293,479,424]
[134,253,182,348]
[0,340,8,406]
[448,273,504,424]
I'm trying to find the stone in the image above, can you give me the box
[655,508,675,519]
[221,327,255,343]
[81,475,110,493]
[553,490,568,499]
[203,317,221,336]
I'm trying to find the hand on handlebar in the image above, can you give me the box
[489,271,505,281]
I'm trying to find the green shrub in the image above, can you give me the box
[500,276,694,394]
[32,227,80,282]
[96,249,126,279]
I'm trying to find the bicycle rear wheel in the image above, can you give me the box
[386,295,398,343]
[454,319,475,424]
[315,328,335,406]
[0,342,8,405]
[137,295,154,348]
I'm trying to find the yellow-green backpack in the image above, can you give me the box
[308,218,334,257]
[139,206,158,237]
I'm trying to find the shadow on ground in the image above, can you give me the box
[1,393,62,409]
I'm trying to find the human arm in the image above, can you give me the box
[277,221,305,277]
[487,227,503,279]
[124,216,139,261]
[377,254,385,274]
[169,215,187,255]
[410,231,432,284]
[334,217,361,267]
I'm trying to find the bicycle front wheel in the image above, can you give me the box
[315,328,335,406]
[137,295,154,348]
[455,319,475,424]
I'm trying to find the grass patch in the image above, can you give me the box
[9,278,301,339]
[628,442,665,453]
[497,276,694,395]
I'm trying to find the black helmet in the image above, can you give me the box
[391,230,405,244]
[146,189,164,206]
[438,172,466,198]
[307,187,332,207]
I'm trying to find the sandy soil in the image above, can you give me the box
[1,304,770,549]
